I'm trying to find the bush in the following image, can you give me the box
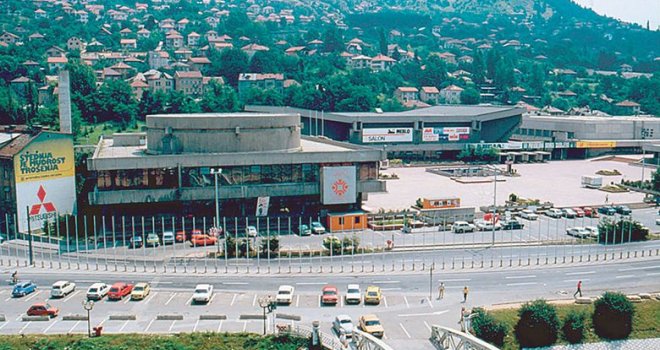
[593,292,635,340]
[514,299,560,348]
[597,218,649,244]
[471,308,508,347]
[562,309,587,344]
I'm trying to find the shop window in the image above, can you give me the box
[354,216,361,224]
[339,217,345,225]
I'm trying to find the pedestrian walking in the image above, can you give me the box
[463,286,469,303]
[437,282,445,300]
[573,280,582,298]
[605,194,609,204]
[458,307,465,331]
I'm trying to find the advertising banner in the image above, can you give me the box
[321,166,357,205]
[576,141,616,149]
[14,132,76,232]
[362,128,413,143]
[422,127,470,142]
[255,196,270,217]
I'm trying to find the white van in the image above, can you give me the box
[51,280,76,298]
[452,221,476,233]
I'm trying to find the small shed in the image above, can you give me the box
[326,212,368,232]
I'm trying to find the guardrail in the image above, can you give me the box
[429,325,498,350]
[280,323,343,350]
[351,328,394,350]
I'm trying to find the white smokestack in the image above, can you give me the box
[58,70,72,134]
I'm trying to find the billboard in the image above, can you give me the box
[255,196,270,217]
[14,132,76,232]
[362,128,413,143]
[576,141,616,149]
[422,127,470,142]
[321,166,357,205]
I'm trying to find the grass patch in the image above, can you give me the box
[0,332,307,350]
[486,300,660,349]
[76,121,145,145]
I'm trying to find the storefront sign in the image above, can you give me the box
[362,128,413,143]
[576,141,616,148]
[422,127,470,142]
[256,196,270,217]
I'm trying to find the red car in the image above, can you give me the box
[107,282,134,300]
[582,207,599,218]
[27,303,59,318]
[190,234,217,247]
[321,285,339,305]
[572,207,585,217]
[176,229,202,243]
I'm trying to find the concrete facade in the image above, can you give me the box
[515,115,660,142]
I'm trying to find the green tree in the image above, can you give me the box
[88,79,137,124]
[200,82,240,112]
[212,48,249,87]
[597,217,649,244]
[460,87,480,105]
[552,97,570,111]
[378,27,387,55]
[471,52,485,84]
[562,310,587,344]
[167,91,201,113]
[419,55,447,87]
[514,299,560,348]
[592,292,635,340]
[471,308,508,347]
[248,50,280,73]
[138,90,169,119]
[322,26,343,53]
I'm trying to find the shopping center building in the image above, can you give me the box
[86,113,386,218]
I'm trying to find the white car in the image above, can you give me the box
[192,284,213,304]
[563,208,577,218]
[546,208,563,218]
[475,219,502,231]
[345,284,361,304]
[451,221,476,233]
[86,283,109,300]
[51,280,76,298]
[584,226,599,239]
[566,227,590,238]
[276,285,295,305]
[519,209,539,220]
[333,314,354,337]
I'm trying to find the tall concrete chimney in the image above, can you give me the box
[58,70,72,134]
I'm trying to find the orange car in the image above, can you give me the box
[107,282,134,300]
[176,229,202,243]
[27,303,59,318]
[190,234,217,247]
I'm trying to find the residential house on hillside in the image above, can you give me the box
[371,54,396,71]
[144,70,173,93]
[102,67,122,81]
[420,86,440,105]
[120,38,137,50]
[46,46,66,58]
[10,77,33,100]
[349,55,372,69]
[0,31,19,45]
[137,28,151,39]
[166,31,183,48]
[148,50,170,69]
[394,87,419,103]
[130,79,149,100]
[28,33,45,42]
[187,32,200,47]
[188,57,211,72]
[174,71,203,96]
[242,43,269,59]
[440,85,464,104]
[34,8,48,19]
[238,73,284,99]
[47,56,68,73]
[615,100,641,115]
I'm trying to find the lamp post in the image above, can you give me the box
[258,295,275,335]
[211,168,222,255]
[82,300,94,337]
[491,165,498,246]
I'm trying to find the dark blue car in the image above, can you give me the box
[12,281,37,297]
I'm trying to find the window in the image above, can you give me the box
[354,216,361,224]
[567,132,575,139]
[339,217,345,225]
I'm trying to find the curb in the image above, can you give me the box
[109,315,137,321]
[199,314,227,320]
[62,314,88,321]
[0,314,5,322]
[275,313,302,321]
[22,315,50,322]
[156,314,183,321]
[239,314,265,320]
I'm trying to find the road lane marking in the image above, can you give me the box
[164,293,177,306]
[193,319,199,332]
[223,282,248,285]
[123,296,132,304]
[505,275,536,279]
[506,282,538,286]
[209,292,216,304]
[340,298,344,308]
[398,310,449,317]
[185,295,193,305]
[618,265,660,272]
[230,294,237,306]
[68,321,80,333]
[252,294,257,307]
[295,282,327,285]
[295,295,300,308]
[242,321,247,332]
[217,320,223,332]
[168,320,176,332]
[403,296,409,308]
[43,320,58,333]
[440,279,471,282]
[63,290,81,303]
[563,279,590,283]
[0,322,7,331]
[144,292,157,304]
[98,318,106,327]
[4,296,12,302]
[381,288,401,291]
[646,272,660,276]
[144,318,155,333]
[565,271,595,276]
[423,321,431,332]
[119,320,129,333]
[615,275,635,279]
[383,296,388,308]
[15,314,23,321]
[19,321,31,334]
[23,291,41,302]
[399,323,411,339]
[427,298,434,309]
[372,281,399,284]
[74,280,98,283]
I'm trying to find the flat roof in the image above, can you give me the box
[525,115,660,122]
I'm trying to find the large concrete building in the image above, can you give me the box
[246,105,525,160]
[86,113,386,218]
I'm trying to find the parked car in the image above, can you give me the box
[656,218,660,226]
[246,226,258,237]
[297,224,312,236]
[451,221,476,233]
[364,286,382,305]
[192,284,213,304]
[86,283,110,300]
[175,229,202,243]
[562,208,577,218]
[518,209,539,220]
[276,285,295,305]
[190,234,217,247]
[501,219,524,230]
[12,281,37,297]
[475,219,502,231]
[27,303,59,318]
[566,227,590,238]
[321,285,339,305]
[572,207,585,217]
[107,282,133,300]
[145,233,160,247]
[129,235,143,249]
[333,315,354,337]
[311,222,326,234]
[50,280,75,298]
[615,205,632,215]
[546,208,563,218]
[359,314,384,338]
[584,226,599,239]
[345,284,361,305]
[582,207,599,218]
[598,206,616,216]
[161,231,175,245]
[131,282,151,300]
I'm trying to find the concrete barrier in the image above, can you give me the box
[22,315,50,322]
[109,314,137,321]
[575,297,593,304]
[0,314,5,322]
[275,313,302,321]
[156,314,183,321]
[62,314,89,321]
[639,293,653,300]
[199,314,227,320]
[626,295,642,303]
[239,314,266,320]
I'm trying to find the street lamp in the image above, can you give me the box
[210,168,222,229]
[258,295,276,335]
[82,300,94,337]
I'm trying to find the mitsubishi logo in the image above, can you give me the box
[29,185,56,216]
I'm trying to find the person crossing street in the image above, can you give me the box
[463,286,469,303]
[574,280,582,298]
[437,282,445,300]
